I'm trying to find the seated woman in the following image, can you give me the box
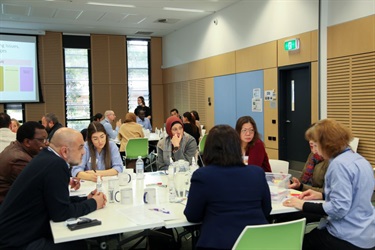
[283,119,375,250]
[235,116,271,172]
[182,112,200,145]
[118,112,144,154]
[190,110,202,135]
[71,121,123,181]
[156,116,197,170]
[276,127,330,223]
[184,125,272,250]
[290,139,329,193]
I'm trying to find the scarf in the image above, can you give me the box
[301,153,324,185]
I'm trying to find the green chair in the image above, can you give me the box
[198,134,207,166]
[125,138,155,171]
[232,218,306,250]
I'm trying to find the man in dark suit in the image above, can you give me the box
[0,128,107,249]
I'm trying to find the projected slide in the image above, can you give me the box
[0,34,39,103]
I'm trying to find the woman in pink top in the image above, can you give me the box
[235,116,271,172]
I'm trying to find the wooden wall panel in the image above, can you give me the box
[110,84,128,119]
[92,85,110,115]
[204,78,214,131]
[151,84,164,128]
[188,60,206,80]
[327,52,375,167]
[206,52,236,77]
[91,34,127,117]
[328,15,375,59]
[91,35,110,84]
[278,31,316,67]
[150,37,164,129]
[108,36,126,83]
[311,30,318,62]
[37,85,65,123]
[263,68,278,151]
[174,64,189,82]
[266,148,279,160]
[236,41,277,73]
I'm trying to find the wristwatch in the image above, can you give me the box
[173,146,180,151]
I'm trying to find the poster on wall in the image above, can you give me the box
[252,98,262,112]
[252,88,262,112]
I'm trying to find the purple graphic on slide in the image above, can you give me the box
[20,67,34,91]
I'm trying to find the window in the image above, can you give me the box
[4,103,24,124]
[127,39,150,113]
[64,48,91,131]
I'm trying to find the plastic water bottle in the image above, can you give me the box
[190,156,199,173]
[96,175,102,192]
[168,158,177,202]
[136,156,144,180]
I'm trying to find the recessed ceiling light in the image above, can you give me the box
[87,2,135,8]
[163,7,205,13]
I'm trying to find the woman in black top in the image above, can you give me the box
[182,112,200,145]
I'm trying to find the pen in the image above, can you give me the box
[93,169,96,173]
[149,208,170,214]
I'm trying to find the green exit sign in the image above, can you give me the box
[284,38,300,51]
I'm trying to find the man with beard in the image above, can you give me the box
[41,113,63,142]
[0,128,107,249]
[0,121,49,204]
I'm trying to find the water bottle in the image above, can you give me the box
[136,156,144,179]
[190,156,199,173]
[168,158,177,202]
[96,175,102,192]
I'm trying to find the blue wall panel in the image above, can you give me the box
[235,71,264,140]
[214,74,236,128]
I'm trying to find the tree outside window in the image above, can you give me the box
[127,40,150,113]
[64,48,91,131]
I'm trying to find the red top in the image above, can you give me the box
[246,139,272,172]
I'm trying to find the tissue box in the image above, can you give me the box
[265,173,291,203]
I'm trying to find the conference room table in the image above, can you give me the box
[50,171,300,244]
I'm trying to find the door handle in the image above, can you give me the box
[286,120,291,123]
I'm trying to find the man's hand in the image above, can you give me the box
[69,177,80,190]
[91,191,107,210]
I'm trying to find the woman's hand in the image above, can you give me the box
[282,197,305,210]
[299,189,323,200]
[289,177,301,190]
[171,133,182,148]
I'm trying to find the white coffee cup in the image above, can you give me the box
[143,187,157,204]
[118,172,132,186]
[115,187,133,205]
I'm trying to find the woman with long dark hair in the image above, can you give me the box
[71,121,123,181]
[182,111,200,144]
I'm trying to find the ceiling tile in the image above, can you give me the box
[53,9,82,20]
[3,4,30,16]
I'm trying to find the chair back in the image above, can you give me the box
[232,218,306,250]
[269,159,289,174]
[199,134,208,154]
[126,138,149,160]
[349,137,359,152]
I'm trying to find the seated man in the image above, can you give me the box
[0,121,48,204]
[0,113,16,153]
[101,110,122,140]
[136,109,152,131]
[0,128,106,249]
[41,113,63,142]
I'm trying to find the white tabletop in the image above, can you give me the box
[51,172,298,243]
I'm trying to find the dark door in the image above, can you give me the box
[278,63,311,170]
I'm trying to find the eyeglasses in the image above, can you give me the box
[33,138,48,143]
[241,129,255,134]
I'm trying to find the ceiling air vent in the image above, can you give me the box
[135,31,153,35]
[154,18,180,24]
